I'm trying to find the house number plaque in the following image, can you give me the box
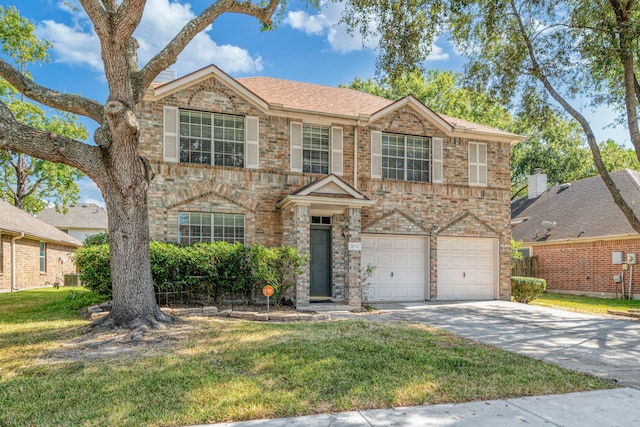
[348,242,362,251]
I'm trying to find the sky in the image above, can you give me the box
[9,0,633,207]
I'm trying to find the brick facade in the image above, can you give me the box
[140,68,518,308]
[527,237,640,298]
[0,234,77,292]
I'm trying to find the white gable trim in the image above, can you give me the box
[369,95,454,134]
[296,175,368,199]
[145,64,269,112]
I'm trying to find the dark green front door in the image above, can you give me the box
[310,227,331,297]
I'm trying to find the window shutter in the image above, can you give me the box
[245,116,259,169]
[432,137,443,183]
[478,142,488,185]
[469,142,487,186]
[371,130,382,178]
[290,122,303,172]
[331,126,344,176]
[163,106,179,162]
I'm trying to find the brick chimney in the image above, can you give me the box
[527,168,547,199]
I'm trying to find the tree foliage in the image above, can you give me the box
[0,6,87,214]
[346,0,640,226]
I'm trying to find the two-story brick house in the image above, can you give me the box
[138,65,524,309]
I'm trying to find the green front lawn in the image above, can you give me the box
[530,293,640,315]
[0,288,613,427]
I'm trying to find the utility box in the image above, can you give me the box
[614,275,622,283]
[612,251,624,265]
[627,253,637,265]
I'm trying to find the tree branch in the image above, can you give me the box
[115,0,146,42]
[134,0,280,101]
[0,99,106,182]
[0,58,104,123]
[21,177,43,200]
[509,0,640,233]
[79,0,110,38]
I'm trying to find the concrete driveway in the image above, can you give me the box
[352,300,640,389]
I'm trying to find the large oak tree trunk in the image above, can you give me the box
[102,184,172,328]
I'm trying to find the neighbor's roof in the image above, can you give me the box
[511,169,640,243]
[0,200,82,246]
[36,203,108,230]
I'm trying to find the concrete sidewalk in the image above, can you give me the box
[190,388,640,427]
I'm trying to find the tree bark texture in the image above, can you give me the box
[0,0,282,330]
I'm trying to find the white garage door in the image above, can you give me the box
[437,237,496,300]
[361,235,427,302]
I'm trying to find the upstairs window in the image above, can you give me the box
[382,133,431,182]
[303,125,330,174]
[179,110,245,167]
[178,212,245,245]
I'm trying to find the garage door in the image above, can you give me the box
[437,237,496,300]
[361,235,427,302]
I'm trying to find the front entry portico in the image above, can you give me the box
[278,174,376,309]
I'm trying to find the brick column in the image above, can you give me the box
[345,207,362,307]
[293,204,310,308]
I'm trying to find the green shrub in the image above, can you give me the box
[75,241,308,303]
[74,244,112,297]
[83,232,109,246]
[511,276,547,303]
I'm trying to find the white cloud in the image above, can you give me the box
[36,0,262,76]
[285,10,331,35]
[37,19,102,71]
[285,1,449,62]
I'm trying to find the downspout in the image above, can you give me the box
[11,233,24,292]
[354,123,359,188]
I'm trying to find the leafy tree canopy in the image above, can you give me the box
[0,5,87,214]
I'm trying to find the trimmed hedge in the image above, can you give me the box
[511,276,547,303]
[75,241,308,304]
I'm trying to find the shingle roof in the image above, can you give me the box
[0,200,82,246]
[511,169,640,243]
[237,76,393,117]
[36,203,108,230]
[236,76,519,137]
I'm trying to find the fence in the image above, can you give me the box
[512,256,539,277]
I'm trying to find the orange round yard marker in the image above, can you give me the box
[263,285,274,297]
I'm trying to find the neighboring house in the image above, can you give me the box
[511,169,640,298]
[36,203,108,242]
[0,200,81,292]
[139,65,525,309]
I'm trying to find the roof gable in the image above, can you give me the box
[278,174,375,212]
[512,169,640,243]
[144,64,269,111]
[369,95,454,134]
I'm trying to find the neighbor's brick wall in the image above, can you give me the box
[139,74,513,301]
[0,235,77,291]
[532,237,640,298]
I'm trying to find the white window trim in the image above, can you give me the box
[291,123,343,175]
[380,132,433,183]
[178,212,246,245]
[39,242,46,273]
